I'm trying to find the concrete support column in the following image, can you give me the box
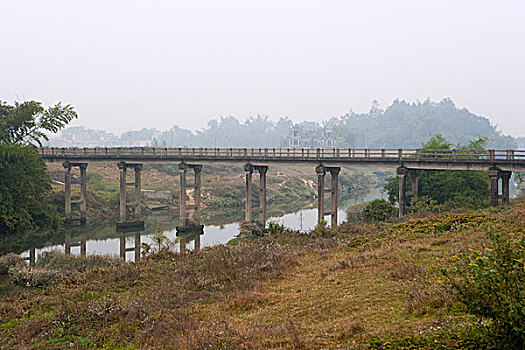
[179,163,187,226]
[501,171,511,206]
[134,232,141,261]
[409,169,418,200]
[193,165,202,224]
[63,162,72,222]
[397,166,408,217]
[118,162,127,222]
[120,236,126,259]
[489,167,500,207]
[316,165,326,224]
[79,163,87,223]
[177,164,203,229]
[134,165,142,218]
[194,232,201,252]
[80,231,87,256]
[179,236,187,254]
[65,229,71,254]
[63,161,88,224]
[244,163,254,222]
[329,167,340,227]
[29,248,36,265]
[256,166,268,223]
[116,162,143,227]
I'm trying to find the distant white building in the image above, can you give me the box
[280,125,340,148]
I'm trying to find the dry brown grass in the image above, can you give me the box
[0,203,523,349]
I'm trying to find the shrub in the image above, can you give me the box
[9,251,121,287]
[142,232,179,255]
[315,218,327,229]
[409,196,441,213]
[442,231,525,348]
[0,253,25,275]
[266,220,288,235]
[362,199,397,222]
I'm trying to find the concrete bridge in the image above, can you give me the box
[39,147,525,228]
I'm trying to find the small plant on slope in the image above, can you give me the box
[442,230,525,349]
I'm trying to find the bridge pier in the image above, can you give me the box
[489,167,500,207]
[409,169,418,200]
[177,228,204,253]
[28,248,36,265]
[255,165,268,223]
[397,166,408,217]
[119,233,141,261]
[243,164,268,223]
[64,228,86,256]
[489,168,512,207]
[118,162,143,225]
[244,164,253,222]
[63,161,88,224]
[178,163,202,227]
[501,171,511,206]
[316,165,340,227]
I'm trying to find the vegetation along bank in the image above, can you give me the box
[1,195,524,349]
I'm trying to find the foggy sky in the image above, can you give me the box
[1,0,524,136]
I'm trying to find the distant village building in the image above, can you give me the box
[280,124,340,148]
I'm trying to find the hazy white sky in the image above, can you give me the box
[1,0,524,136]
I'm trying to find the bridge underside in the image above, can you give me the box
[44,157,524,172]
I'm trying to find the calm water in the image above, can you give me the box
[21,187,385,262]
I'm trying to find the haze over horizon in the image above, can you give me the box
[1,1,524,136]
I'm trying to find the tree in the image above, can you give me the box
[362,199,397,222]
[384,135,490,209]
[0,100,77,236]
[0,100,77,146]
[0,145,60,235]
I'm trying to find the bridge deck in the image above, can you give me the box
[39,147,525,171]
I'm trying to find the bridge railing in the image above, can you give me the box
[38,147,525,161]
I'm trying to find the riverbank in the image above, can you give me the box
[1,198,523,348]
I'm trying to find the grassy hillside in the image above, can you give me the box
[1,199,522,349]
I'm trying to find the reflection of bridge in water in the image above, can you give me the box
[40,147,525,228]
[23,223,204,263]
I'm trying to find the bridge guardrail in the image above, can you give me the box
[38,147,525,162]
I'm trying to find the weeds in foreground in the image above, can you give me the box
[266,220,289,235]
[0,234,306,348]
[141,230,179,255]
[442,230,525,349]
[4,251,121,287]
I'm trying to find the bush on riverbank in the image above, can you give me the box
[362,199,397,222]
[5,251,122,287]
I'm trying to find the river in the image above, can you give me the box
[19,187,385,262]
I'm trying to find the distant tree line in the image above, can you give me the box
[327,98,516,149]
[48,98,517,149]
